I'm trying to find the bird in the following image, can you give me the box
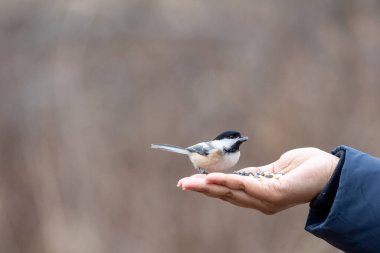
[151,130,248,174]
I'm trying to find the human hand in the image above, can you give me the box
[177,148,339,214]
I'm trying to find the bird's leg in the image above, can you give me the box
[197,168,208,174]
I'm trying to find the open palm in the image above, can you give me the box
[177,148,339,214]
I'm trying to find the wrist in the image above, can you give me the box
[309,148,345,211]
[328,154,340,180]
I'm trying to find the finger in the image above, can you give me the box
[205,173,248,190]
[205,173,275,195]
[206,173,283,202]
[180,177,208,191]
[195,184,273,212]
[181,176,241,194]
[180,177,236,198]
[181,177,276,213]
[177,174,207,188]
[190,174,207,178]
[203,186,268,210]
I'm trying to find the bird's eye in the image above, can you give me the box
[229,136,234,139]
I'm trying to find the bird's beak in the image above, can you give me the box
[239,136,248,142]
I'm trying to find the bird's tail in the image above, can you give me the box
[151,144,190,155]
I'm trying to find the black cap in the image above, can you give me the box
[214,130,242,140]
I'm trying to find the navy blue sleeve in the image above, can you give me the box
[305,146,380,253]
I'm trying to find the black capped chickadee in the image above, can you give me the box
[151,130,248,174]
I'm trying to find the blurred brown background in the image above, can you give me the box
[1,0,380,252]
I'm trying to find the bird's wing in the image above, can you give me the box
[186,143,210,156]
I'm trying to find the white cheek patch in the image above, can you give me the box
[210,139,237,150]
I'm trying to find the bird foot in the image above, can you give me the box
[197,168,209,174]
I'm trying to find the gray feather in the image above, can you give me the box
[186,144,209,156]
[151,144,190,155]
